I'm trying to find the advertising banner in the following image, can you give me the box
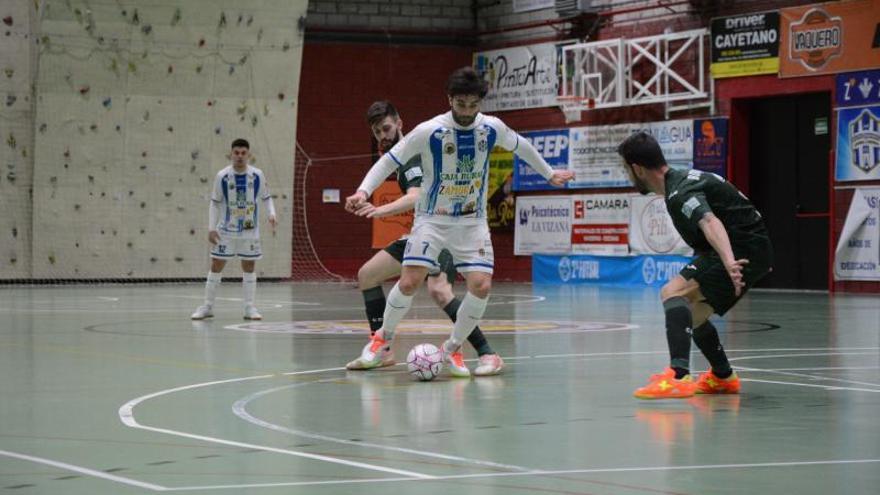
[568,124,634,189]
[629,195,693,255]
[513,128,571,191]
[474,42,561,112]
[487,147,516,230]
[710,11,780,78]
[834,187,880,280]
[835,105,880,182]
[779,0,880,78]
[836,69,880,108]
[693,118,729,178]
[514,196,572,255]
[533,254,693,286]
[570,194,631,255]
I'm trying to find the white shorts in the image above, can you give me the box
[403,221,494,274]
[211,235,262,260]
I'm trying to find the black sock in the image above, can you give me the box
[444,298,494,356]
[362,286,385,334]
[693,320,733,378]
[664,296,692,377]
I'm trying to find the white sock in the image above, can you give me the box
[242,272,257,307]
[204,272,222,307]
[380,282,413,341]
[449,291,488,348]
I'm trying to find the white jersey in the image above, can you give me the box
[385,112,521,225]
[210,165,273,239]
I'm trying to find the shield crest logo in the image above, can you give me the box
[850,109,880,174]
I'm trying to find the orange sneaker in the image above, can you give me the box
[634,368,696,400]
[695,370,740,394]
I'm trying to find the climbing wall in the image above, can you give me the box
[0,0,37,279]
[28,0,305,279]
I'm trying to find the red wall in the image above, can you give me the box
[297,42,471,279]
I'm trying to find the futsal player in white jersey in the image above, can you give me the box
[191,138,276,320]
[346,67,574,372]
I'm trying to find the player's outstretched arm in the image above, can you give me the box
[699,212,748,296]
[356,187,420,218]
[345,154,398,213]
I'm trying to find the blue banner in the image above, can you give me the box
[836,70,880,108]
[836,105,880,182]
[693,118,728,178]
[513,128,570,191]
[533,254,693,286]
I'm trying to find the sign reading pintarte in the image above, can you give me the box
[474,42,567,112]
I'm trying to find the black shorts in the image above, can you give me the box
[383,239,457,284]
[679,243,773,316]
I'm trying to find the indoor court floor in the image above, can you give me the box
[1,282,878,494]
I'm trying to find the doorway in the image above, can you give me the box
[746,92,831,290]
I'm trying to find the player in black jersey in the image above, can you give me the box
[345,101,503,377]
[618,132,773,399]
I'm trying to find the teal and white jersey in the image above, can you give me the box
[211,165,272,239]
[384,112,520,225]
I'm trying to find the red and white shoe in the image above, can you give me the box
[346,332,392,370]
[474,354,504,376]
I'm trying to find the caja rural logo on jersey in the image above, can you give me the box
[789,7,843,70]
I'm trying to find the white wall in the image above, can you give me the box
[19,0,307,280]
[0,0,37,278]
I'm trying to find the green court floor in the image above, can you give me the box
[1,282,878,494]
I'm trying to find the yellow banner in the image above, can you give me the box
[711,57,780,79]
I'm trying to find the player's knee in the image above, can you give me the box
[660,281,682,302]
[357,265,378,290]
[469,278,492,298]
[397,276,422,295]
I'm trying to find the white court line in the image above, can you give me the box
[232,383,535,473]
[0,449,167,491]
[740,378,880,393]
[162,458,880,491]
[119,369,432,480]
[737,365,880,388]
[114,346,880,491]
[762,366,880,371]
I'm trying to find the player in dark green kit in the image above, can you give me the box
[617,132,773,399]
[345,101,504,377]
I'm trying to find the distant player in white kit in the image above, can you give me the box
[192,138,276,320]
[346,67,574,372]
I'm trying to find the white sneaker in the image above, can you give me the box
[346,333,391,370]
[191,305,213,320]
[347,344,394,370]
[441,340,471,378]
[243,305,262,320]
[474,354,504,376]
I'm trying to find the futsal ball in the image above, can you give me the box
[406,343,444,381]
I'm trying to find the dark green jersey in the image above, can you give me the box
[395,155,423,194]
[664,168,769,255]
